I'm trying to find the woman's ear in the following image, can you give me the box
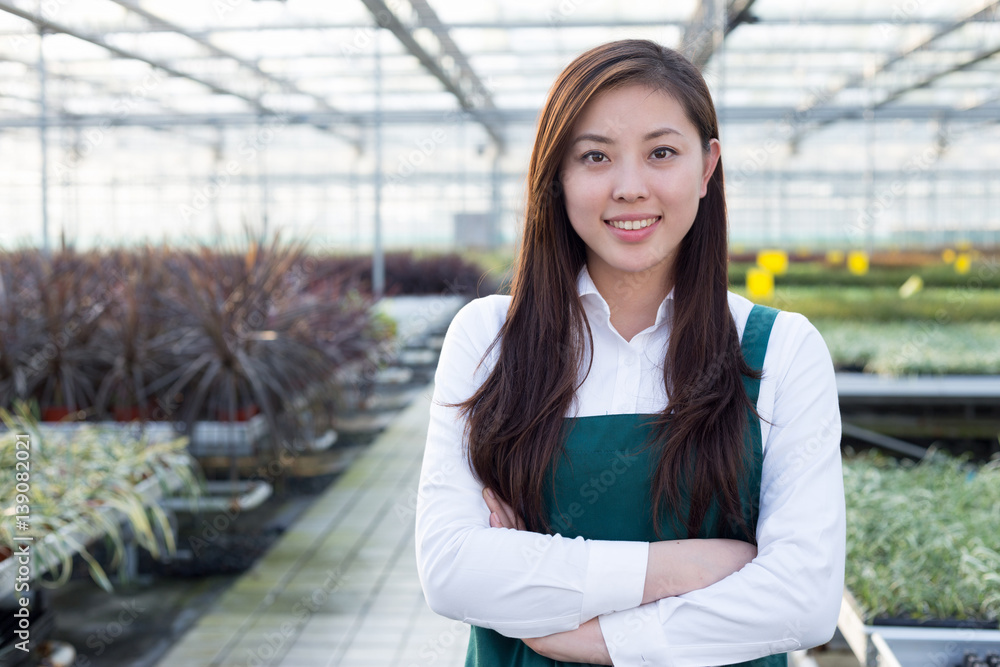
[700,138,721,198]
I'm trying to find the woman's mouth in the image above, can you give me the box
[605,216,660,230]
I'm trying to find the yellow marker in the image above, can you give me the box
[756,249,788,275]
[847,250,869,275]
[942,248,956,264]
[826,249,845,265]
[955,253,971,274]
[898,275,923,299]
[746,267,775,300]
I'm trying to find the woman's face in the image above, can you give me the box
[560,83,720,295]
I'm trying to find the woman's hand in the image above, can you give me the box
[643,538,758,603]
[482,487,526,530]
[523,618,612,665]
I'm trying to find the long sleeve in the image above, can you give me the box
[414,296,649,638]
[598,311,846,667]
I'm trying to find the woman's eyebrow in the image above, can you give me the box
[571,127,683,145]
[644,127,682,141]
[572,132,612,145]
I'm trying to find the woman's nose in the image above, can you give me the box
[611,159,649,202]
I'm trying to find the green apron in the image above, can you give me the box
[466,305,786,667]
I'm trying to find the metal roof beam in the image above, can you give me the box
[105,0,358,147]
[358,0,504,149]
[789,0,1000,145]
[0,1,360,149]
[791,40,1000,144]
[0,66,221,148]
[1,103,996,129]
[6,44,993,71]
[7,16,995,36]
[682,0,758,70]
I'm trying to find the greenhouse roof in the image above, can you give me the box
[1,0,998,248]
[2,0,998,133]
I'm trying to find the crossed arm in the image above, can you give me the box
[482,489,758,664]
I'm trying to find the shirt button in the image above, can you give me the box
[623,355,636,367]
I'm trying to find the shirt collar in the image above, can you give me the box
[576,265,675,329]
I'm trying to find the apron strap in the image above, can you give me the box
[740,304,779,407]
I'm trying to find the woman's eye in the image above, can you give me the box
[582,151,607,163]
[651,147,676,159]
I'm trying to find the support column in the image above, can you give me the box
[38,28,50,253]
[372,28,385,299]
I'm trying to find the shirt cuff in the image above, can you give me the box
[598,603,672,667]
[580,540,647,622]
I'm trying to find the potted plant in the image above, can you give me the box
[91,248,176,423]
[3,241,394,473]
[0,250,45,414]
[0,402,201,593]
[15,250,107,420]
[154,235,378,467]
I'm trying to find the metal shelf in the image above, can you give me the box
[839,589,1000,667]
[0,458,191,598]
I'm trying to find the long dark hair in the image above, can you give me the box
[459,40,760,541]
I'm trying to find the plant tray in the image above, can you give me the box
[23,419,269,458]
[158,480,272,513]
[839,589,1000,667]
[186,414,270,457]
[0,462,189,599]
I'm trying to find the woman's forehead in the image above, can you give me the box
[570,84,695,141]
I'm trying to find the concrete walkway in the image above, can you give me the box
[158,385,470,667]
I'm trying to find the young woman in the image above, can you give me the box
[415,40,845,667]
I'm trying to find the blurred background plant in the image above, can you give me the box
[11,250,108,419]
[311,250,501,296]
[157,239,333,432]
[0,251,39,412]
[0,402,201,592]
[843,448,1000,624]
[0,238,465,425]
[92,248,176,422]
[729,247,1000,376]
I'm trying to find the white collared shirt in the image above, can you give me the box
[415,266,845,667]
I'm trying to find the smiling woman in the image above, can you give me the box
[561,84,720,341]
[415,39,845,667]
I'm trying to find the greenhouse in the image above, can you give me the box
[0,0,999,666]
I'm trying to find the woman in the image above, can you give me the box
[415,39,845,666]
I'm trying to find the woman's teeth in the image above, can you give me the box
[606,217,658,230]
